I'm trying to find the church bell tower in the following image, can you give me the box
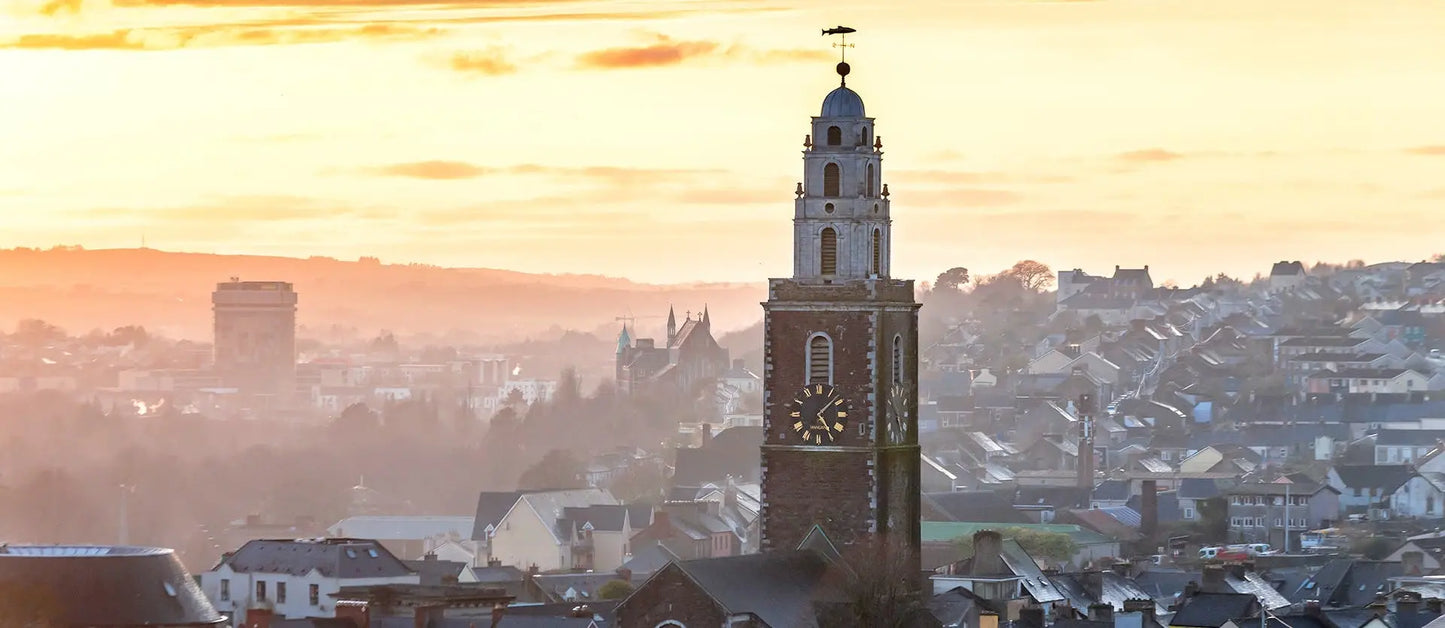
[759,41,921,569]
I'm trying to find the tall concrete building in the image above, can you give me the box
[212,279,297,401]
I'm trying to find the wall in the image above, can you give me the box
[615,564,726,628]
[490,504,565,572]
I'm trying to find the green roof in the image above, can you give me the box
[921,521,1115,546]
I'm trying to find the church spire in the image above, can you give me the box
[702,305,711,329]
[667,306,677,345]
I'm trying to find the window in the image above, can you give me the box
[1274,518,1282,527]
[220,579,230,602]
[808,334,833,385]
[820,228,837,276]
[866,163,875,197]
[277,581,287,604]
[892,335,903,385]
[1184,508,1195,520]
[826,126,841,146]
[257,580,267,602]
[861,127,870,146]
[824,202,835,214]
[872,229,882,277]
[310,584,320,606]
[823,163,840,197]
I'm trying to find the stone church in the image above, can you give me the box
[615,306,730,399]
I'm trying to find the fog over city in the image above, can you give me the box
[5,0,1445,626]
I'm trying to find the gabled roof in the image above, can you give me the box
[562,505,630,533]
[922,491,1030,524]
[218,538,413,579]
[1171,592,1259,628]
[1093,479,1132,502]
[664,550,837,628]
[1331,465,1415,492]
[472,491,525,539]
[1049,571,1167,617]
[1271,261,1306,277]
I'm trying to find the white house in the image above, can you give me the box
[326,515,475,560]
[487,488,622,573]
[198,538,417,624]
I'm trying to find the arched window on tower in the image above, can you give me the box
[866,164,875,197]
[826,126,842,146]
[820,228,837,276]
[808,334,833,385]
[823,163,840,197]
[893,334,903,385]
[872,228,882,277]
[861,127,871,146]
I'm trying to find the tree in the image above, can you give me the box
[816,534,935,628]
[607,464,668,503]
[333,402,380,432]
[1005,260,1054,292]
[1354,537,1394,560]
[955,527,1077,564]
[516,449,586,491]
[598,579,634,600]
[934,267,971,292]
[1195,496,1229,544]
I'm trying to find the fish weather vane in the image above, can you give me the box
[822,26,856,85]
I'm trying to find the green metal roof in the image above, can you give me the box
[920,521,1115,546]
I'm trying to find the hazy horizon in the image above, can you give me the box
[5,0,1445,284]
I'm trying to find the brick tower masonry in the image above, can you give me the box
[759,59,921,573]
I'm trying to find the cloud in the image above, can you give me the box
[1,23,442,50]
[1405,146,1445,156]
[354,161,720,184]
[449,48,517,75]
[79,197,386,223]
[1116,148,1184,163]
[571,34,830,71]
[575,36,719,69]
[370,161,495,180]
[39,0,82,14]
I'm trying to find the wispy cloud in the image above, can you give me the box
[891,169,1073,185]
[572,34,829,70]
[78,196,389,223]
[1405,145,1445,156]
[1117,148,1184,163]
[1,23,442,50]
[356,161,720,184]
[903,187,1025,207]
[448,47,517,75]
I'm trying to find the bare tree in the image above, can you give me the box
[818,535,938,628]
[1005,260,1054,292]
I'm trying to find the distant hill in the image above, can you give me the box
[0,248,767,343]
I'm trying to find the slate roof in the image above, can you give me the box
[1171,592,1258,628]
[1271,261,1306,277]
[1049,571,1168,616]
[1304,559,1403,607]
[473,491,525,539]
[672,426,763,487]
[561,505,630,532]
[1093,479,1132,502]
[1332,465,1415,492]
[0,545,225,626]
[531,571,633,603]
[619,543,680,574]
[1375,430,1445,447]
[219,538,413,578]
[471,565,526,584]
[403,557,466,586]
[1228,481,1336,497]
[1132,568,1199,601]
[657,550,837,628]
[922,491,1030,524]
[1126,491,1182,524]
[927,586,997,628]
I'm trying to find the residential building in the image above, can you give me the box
[1326,465,1415,519]
[1224,481,1340,549]
[1306,368,1430,395]
[325,515,476,560]
[1270,261,1307,292]
[197,538,417,623]
[486,488,622,572]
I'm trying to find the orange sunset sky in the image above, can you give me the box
[2,0,1443,285]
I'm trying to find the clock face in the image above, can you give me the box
[886,383,910,444]
[785,383,851,445]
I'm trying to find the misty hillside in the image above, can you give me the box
[0,248,766,342]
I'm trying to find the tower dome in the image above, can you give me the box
[820,86,865,118]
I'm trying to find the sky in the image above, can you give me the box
[2,0,1444,286]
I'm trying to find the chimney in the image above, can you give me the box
[1304,601,1322,618]
[1398,592,1422,616]
[970,530,1005,575]
[1228,563,1247,580]
[487,557,501,567]
[700,424,713,447]
[1426,598,1443,614]
[1089,603,1114,622]
[414,604,445,628]
[1082,569,1105,602]
[1202,565,1226,591]
[1368,593,1389,618]
[1018,608,1044,628]
[1140,480,1159,540]
[1403,550,1425,576]
[1112,561,1132,577]
[246,609,273,628]
[980,611,1001,628]
[336,601,370,628]
[490,603,506,628]
[616,567,632,583]
[1123,598,1156,624]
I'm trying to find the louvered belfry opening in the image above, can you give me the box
[893,335,902,384]
[809,335,831,384]
[820,228,838,275]
[872,228,882,277]
[823,163,840,197]
[866,164,875,196]
[826,126,842,146]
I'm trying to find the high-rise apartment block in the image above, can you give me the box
[212,279,297,401]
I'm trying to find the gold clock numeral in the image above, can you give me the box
[815,384,823,395]
[833,422,843,432]
[803,388,812,398]
[815,434,823,444]
[789,411,801,417]
[793,421,804,431]
[837,412,847,418]
[833,398,843,406]
[802,430,812,441]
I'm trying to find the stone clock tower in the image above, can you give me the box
[759,56,921,568]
